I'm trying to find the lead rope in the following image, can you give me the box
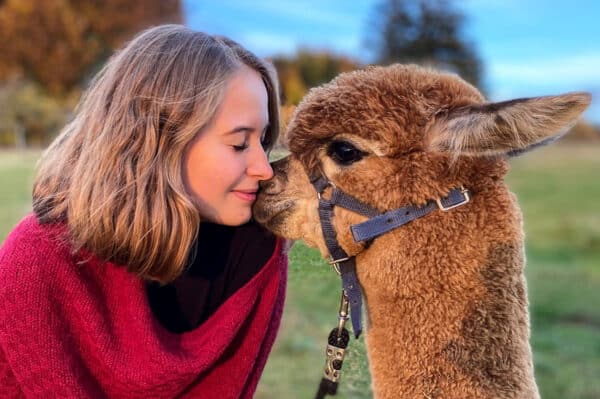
[315,291,350,399]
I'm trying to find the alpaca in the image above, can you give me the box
[253,64,591,398]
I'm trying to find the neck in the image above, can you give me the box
[355,235,539,398]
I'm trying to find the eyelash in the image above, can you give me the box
[232,135,270,152]
[232,142,249,152]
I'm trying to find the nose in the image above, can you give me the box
[248,146,274,181]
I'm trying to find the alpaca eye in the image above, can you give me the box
[327,141,365,165]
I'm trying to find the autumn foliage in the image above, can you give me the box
[272,50,359,105]
[0,0,182,146]
[0,0,182,94]
[0,0,597,147]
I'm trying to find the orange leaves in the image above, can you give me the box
[0,0,182,95]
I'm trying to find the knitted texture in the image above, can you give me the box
[0,214,287,398]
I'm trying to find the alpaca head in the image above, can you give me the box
[254,64,590,256]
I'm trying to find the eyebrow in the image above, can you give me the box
[226,124,270,135]
[226,126,254,135]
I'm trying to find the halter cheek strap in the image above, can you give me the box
[313,176,377,338]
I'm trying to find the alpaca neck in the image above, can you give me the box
[356,242,539,399]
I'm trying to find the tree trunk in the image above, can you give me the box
[14,123,26,149]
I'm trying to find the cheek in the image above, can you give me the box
[291,197,329,256]
[185,156,213,200]
[332,208,368,256]
[185,149,243,198]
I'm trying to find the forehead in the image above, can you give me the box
[287,65,483,157]
[213,66,269,125]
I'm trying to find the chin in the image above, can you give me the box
[201,209,252,226]
[224,211,253,226]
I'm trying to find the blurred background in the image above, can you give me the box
[0,1,598,398]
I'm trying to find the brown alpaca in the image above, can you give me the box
[254,64,591,398]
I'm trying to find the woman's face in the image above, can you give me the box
[184,66,274,225]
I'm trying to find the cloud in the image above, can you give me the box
[240,32,298,56]
[487,53,600,123]
[209,0,360,30]
[490,53,600,87]
[241,31,362,59]
[246,0,356,28]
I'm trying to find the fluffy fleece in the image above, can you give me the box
[254,64,590,398]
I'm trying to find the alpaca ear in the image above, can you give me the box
[427,92,591,157]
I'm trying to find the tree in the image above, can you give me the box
[271,58,307,106]
[0,0,182,95]
[0,79,68,147]
[367,0,483,89]
[272,50,359,105]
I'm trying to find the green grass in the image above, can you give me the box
[1,144,599,398]
[0,150,39,239]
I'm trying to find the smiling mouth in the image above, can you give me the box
[232,190,257,202]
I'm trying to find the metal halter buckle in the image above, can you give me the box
[436,188,470,211]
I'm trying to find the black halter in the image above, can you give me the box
[311,174,470,399]
[311,175,470,338]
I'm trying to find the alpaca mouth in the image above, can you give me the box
[252,197,296,225]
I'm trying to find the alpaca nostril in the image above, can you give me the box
[258,158,289,195]
[259,175,285,195]
[259,178,275,192]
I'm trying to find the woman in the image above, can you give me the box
[0,25,287,398]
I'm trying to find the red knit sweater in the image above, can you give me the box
[0,214,287,398]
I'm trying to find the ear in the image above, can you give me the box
[427,92,591,157]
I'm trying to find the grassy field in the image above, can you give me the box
[0,150,40,239]
[1,145,599,398]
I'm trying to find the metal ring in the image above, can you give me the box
[328,256,350,265]
[330,263,341,275]
[317,179,337,200]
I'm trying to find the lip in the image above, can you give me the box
[232,190,257,202]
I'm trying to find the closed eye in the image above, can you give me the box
[232,142,249,152]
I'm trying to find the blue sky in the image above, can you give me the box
[184,0,600,124]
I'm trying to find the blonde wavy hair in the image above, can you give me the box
[32,25,280,283]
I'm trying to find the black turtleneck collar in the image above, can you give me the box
[146,220,276,333]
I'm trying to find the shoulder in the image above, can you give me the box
[1,213,72,260]
[0,213,74,295]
